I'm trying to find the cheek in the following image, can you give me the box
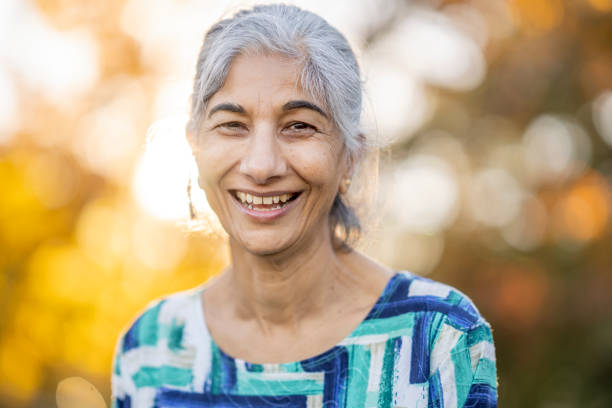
[193,154,215,188]
[285,143,343,188]
[192,148,229,218]
[193,138,235,184]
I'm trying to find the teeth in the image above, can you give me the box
[235,191,296,208]
[251,205,282,211]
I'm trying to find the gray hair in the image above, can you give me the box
[188,4,364,249]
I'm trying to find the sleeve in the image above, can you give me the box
[460,323,497,407]
[111,336,134,408]
[429,321,498,408]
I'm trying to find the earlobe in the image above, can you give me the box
[338,177,351,195]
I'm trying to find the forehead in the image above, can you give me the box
[208,53,325,111]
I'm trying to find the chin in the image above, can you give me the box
[242,242,295,258]
[232,231,297,257]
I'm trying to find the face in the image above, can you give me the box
[189,53,349,256]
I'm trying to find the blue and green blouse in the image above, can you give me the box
[112,271,498,407]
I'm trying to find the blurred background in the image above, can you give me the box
[1,0,611,406]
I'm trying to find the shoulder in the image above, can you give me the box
[387,271,495,354]
[377,271,490,331]
[115,286,206,358]
[112,287,209,406]
[380,272,497,404]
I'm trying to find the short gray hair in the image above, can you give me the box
[188,4,364,249]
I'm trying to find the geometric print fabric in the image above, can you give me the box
[112,271,497,407]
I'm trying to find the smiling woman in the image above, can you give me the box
[111,4,497,408]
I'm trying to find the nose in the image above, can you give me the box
[239,126,287,184]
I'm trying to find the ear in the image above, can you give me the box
[186,125,196,151]
[185,124,205,191]
[339,133,366,194]
[346,133,367,176]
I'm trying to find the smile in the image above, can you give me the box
[232,190,300,211]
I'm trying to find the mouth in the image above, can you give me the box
[231,190,301,212]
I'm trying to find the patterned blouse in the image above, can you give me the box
[112,271,498,407]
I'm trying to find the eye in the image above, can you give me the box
[283,121,317,137]
[215,121,248,136]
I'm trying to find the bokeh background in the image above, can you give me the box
[1,0,611,406]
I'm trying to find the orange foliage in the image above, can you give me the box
[587,0,612,12]
[492,265,550,332]
[510,0,565,33]
[553,172,612,243]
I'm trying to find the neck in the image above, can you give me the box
[225,231,348,333]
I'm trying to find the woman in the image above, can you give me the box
[112,4,497,407]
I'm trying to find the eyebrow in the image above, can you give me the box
[207,103,246,118]
[282,100,328,119]
[207,100,329,119]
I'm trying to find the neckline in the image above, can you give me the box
[194,271,402,368]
